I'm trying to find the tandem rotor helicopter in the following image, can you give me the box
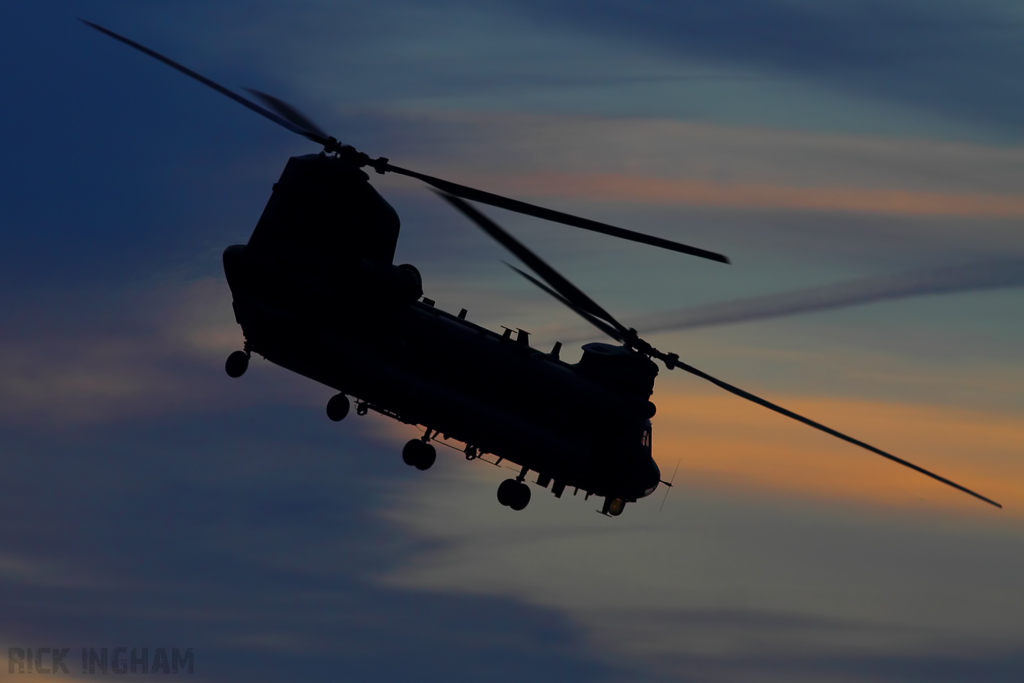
[83,20,1001,515]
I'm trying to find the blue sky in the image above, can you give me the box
[1,2,1022,682]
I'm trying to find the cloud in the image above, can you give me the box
[368,108,1023,183]
[619,258,1024,334]
[586,608,1024,682]
[484,171,1024,218]
[125,0,1024,143]
[510,0,1024,136]
[0,405,625,682]
[0,279,320,427]
[383,451,1024,682]
[360,108,1024,287]
[650,390,1022,513]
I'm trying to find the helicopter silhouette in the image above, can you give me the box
[83,20,1000,515]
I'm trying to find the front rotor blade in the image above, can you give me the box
[80,20,329,145]
[391,164,729,263]
[439,192,630,335]
[245,88,331,140]
[664,354,1002,509]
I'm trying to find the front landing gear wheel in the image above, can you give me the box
[402,439,436,471]
[225,350,249,378]
[498,480,531,510]
[415,444,436,471]
[497,479,518,506]
[509,482,531,511]
[326,394,350,422]
[402,440,421,467]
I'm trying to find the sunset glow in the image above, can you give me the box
[3,3,1022,682]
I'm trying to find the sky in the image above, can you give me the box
[1,1,1022,682]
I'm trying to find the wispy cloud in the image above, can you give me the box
[373,110,1024,221]
[512,0,1024,136]
[622,259,1024,333]
[0,279,318,426]
[486,172,1024,217]
[383,399,1024,680]
[383,110,1024,187]
[651,390,1023,513]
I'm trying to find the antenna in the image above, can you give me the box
[658,459,680,512]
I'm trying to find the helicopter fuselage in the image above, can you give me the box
[221,154,662,511]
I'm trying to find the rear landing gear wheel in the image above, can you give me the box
[326,394,350,422]
[402,439,436,471]
[225,350,249,378]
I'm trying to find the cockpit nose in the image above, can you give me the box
[623,447,661,500]
[605,421,661,500]
[639,457,662,498]
[636,422,660,498]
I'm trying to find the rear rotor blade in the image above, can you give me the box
[394,164,729,263]
[661,353,1002,509]
[504,263,626,343]
[79,19,329,145]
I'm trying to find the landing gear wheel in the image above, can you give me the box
[497,479,518,506]
[225,350,249,378]
[414,443,436,471]
[509,482,531,511]
[326,394,350,422]
[402,440,420,467]
[402,439,436,471]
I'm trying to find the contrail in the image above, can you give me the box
[627,258,1024,335]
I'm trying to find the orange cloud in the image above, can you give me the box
[486,172,1024,218]
[653,390,1023,516]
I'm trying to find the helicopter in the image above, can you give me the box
[83,20,1001,515]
